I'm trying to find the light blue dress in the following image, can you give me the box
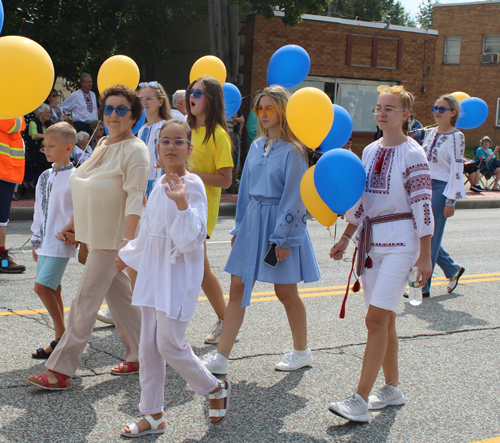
[225,136,321,307]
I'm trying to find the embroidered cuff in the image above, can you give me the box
[31,238,41,246]
[445,198,455,207]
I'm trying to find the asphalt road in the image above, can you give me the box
[1,208,499,443]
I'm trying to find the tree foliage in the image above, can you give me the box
[416,0,434,29]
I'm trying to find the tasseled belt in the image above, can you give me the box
[339,212,413,319]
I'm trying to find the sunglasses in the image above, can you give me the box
[101,105,132,117]
[431,106,453,114]
[139,81,159,89]
[158,138,190,149]
[187,89,206,100]
[50,93,58,98]
[254,105,276,117]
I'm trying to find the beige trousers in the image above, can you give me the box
[46,248,141,377]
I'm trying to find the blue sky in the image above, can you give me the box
[402,0,484,20]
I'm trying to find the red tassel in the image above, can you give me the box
[374,150,385,174]
[352,280,360,292]
[365,256,372,269]
[340,248,358,319]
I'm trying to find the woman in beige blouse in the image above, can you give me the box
[27,85,149,390]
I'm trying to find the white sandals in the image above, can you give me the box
[121,414,165,438]
[209,379,231,423]
[447,267,465,294]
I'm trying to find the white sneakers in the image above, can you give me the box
[329,393,369,422]
[202,348,314,375]
[205,319,224,344]
[368,383,405,410]
[202,353,229,375]
[274,349,313,371]
[96,306,114,325]
[329,384,405,423]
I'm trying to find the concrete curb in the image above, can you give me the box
[9,197,499,222]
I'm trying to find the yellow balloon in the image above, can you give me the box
[97,55,140,93]
[189,56,227,86]
[451,91,470,103]
[300,166,338,227]
[0,36,54,119]
[287,88,334,150]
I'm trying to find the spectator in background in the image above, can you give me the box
[245,98,258,149]
[0,116,26,274]
[28,104,52,174]
[408,114,424,145]
[476,136,500,191]
[70,131,91,165]
[171,90,187,120]
[343,138,353,151]
[228,110,245,181]
[45,88,68,124]
[59,74,98,135]
[89,120,105,150]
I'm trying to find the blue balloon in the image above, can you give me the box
[0,0,4,34]
[314,149,366,214]
[267,45,311,89]
[456,97,488,130]
[103,108,146,136]
[317,105,353,153]
[223,83,242,120]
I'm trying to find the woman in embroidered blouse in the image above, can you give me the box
[46,88,68,124]
[419,94,466,297]
[328,85,433,422]
[27,85,149,390]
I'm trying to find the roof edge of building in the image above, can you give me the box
[434,0,500,7]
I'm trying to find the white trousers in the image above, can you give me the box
[138,307,219,415]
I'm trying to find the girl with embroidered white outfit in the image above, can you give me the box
[202,86,320,376]
[419,95,465,297]
[30,123,76,360]
[137,81,172,198]
[328,86,434,422]
[118,120,230,438]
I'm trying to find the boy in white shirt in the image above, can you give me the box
[31,123,77,359]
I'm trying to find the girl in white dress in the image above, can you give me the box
[328,86,434,422]
[118,119,230,438]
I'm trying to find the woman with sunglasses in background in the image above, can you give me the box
[184,77,233,344]
[137,82,173,198]
[45,89,69,125]
[202,85,320,376]
[414,95,466,298]
[27,85,149,390]
[328,85,433,422]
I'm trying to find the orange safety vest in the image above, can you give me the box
[0,117,26,184]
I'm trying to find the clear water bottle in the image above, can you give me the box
[408,266,422,306]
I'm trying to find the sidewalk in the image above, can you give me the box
[9,186,500,221]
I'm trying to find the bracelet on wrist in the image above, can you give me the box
[341,233,351,242]
[121,238,131,243]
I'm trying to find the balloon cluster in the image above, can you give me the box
[451,91,489,130]
[265,45,362,225]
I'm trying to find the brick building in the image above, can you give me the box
[239,13,438,156]
[433,1,500,147]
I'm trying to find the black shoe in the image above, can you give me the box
[0,249,26,273]
[470,185,483,193]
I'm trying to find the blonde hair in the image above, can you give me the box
[139,82,173,122]
[45,122,77,146]
[377,85,415,134]
[437,94,460,126]
[480,136,492,146]
[255,85,307,158]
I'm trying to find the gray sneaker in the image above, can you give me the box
[205,318,223,344]
[368,383,405,410]
[329,392,369,422]
[96,306,115,325]
[201,352,228,375]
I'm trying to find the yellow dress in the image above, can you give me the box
[188,124,233,237]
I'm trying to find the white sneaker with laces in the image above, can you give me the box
[96,306,114,325]
[328,392,369,422]
[368,383,405,410]
[274,349,313,371]
[205,319,223,344]
[201,352,228,375]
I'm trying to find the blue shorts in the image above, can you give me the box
[36,255,70,290]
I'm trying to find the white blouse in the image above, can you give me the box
[118,174,207,321]
[422,128,466,205]
[347,138,434,252]
[137,120,166,181]
[31,164,76,258]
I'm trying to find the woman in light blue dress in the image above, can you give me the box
[202,85,320,375]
